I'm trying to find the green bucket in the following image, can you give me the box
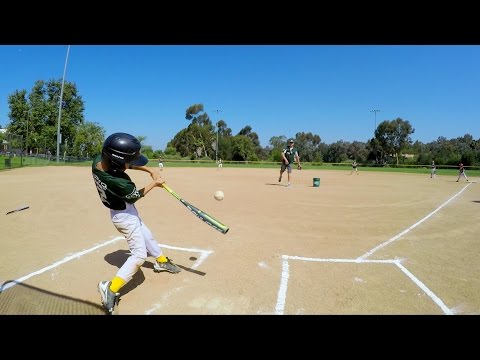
[313,177,320,187]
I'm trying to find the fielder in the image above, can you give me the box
[350,160,359,175]
[92,132,180,315]
[278,139,301,186]
[456,163,468,182]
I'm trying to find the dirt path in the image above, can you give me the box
[1,166,479,314]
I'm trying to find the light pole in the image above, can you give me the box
[24,108,29,156]
[56,45,70,163]
[213,109,222,163]
[370,109,380,133]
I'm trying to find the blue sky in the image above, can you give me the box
[1,45,479,150]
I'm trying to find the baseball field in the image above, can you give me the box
[1,166,479,314]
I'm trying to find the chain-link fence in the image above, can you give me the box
[1,133,92,170]
[1,133,23,169]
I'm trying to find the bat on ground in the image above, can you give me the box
[162,184,229,234]
[6,206,29,215]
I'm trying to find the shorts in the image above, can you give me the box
[281,163,292,173]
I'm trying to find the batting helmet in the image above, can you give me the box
[102,132,148,169]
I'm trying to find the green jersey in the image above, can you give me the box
[282,146,299,164]
[92,155,144,210]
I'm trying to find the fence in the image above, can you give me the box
[1,133,24,169]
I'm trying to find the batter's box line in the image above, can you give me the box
[1,237,213,292]
[144,244,214,315]
[157,243,213,269]
[275,254,452,316]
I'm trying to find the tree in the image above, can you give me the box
[217,120,232,137]
[7,79,85,155]
[140,145,155,159]
[137,135,147,145]
[294,132,322,162]
[325,140,349,163]
[215,119,233,160]
[269,135,288,150]
[169,128,191,157]
[346,141,368,163]
[6,89,29,151]
[375,118,414,165]
[238,125,262,159]
[164,146,180,158]
[0,129,5,149]
[186,104,211,127]
[183,104,214,158]
[72,121,105,158]
[230,135,258,161]
[268,135,287,162]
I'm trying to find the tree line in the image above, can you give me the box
[2,79,479,166]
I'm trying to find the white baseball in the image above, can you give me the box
[214,190,224,201]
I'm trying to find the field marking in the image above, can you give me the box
[358,183,472,260]
[275,255,452,315]
[274,257,290,315]
[284,256,396,264]
[1,236,124,291]
[157,243,213,269]
[1,237,213,292]
[275,185,474,315]
[394,261,453,315]
[143,246,213,314]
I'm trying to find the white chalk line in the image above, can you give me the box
[275,185,474,315]
[275,255,396,315]
[358,183,472,260]
[1,238,213,292]
[394,261,453,315]
[274,258,290,315]
[158,243,213,270]
[275,256,452,315]
[284,255,396,264]
[0,236,125,291]
[143,246,213,314]
[145,286,186,315]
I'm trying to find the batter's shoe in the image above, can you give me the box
[278,176,282,182]
[98,281,120,315]
[154,257,181,274]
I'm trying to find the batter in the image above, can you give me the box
[92,132,181,315]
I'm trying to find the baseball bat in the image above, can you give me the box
[162,184,229,234]
[6,206,29,215]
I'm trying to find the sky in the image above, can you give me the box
[0,45,479,150]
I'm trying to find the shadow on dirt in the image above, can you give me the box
[0,280,105,315]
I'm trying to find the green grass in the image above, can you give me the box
[2,156,479,177]
[148,161,480,177]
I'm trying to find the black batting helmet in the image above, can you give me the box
[102,132,148,169]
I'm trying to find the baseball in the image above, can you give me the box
[214,190,224,201]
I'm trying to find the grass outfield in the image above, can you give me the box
[2,155,479,177]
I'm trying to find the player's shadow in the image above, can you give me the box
[104,250,153,297]
[105,250,206,288]
[265,183,287,186]
[473,201,480,203]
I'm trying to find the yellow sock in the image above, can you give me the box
[110,276,126,293]
[157,255,168,263]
